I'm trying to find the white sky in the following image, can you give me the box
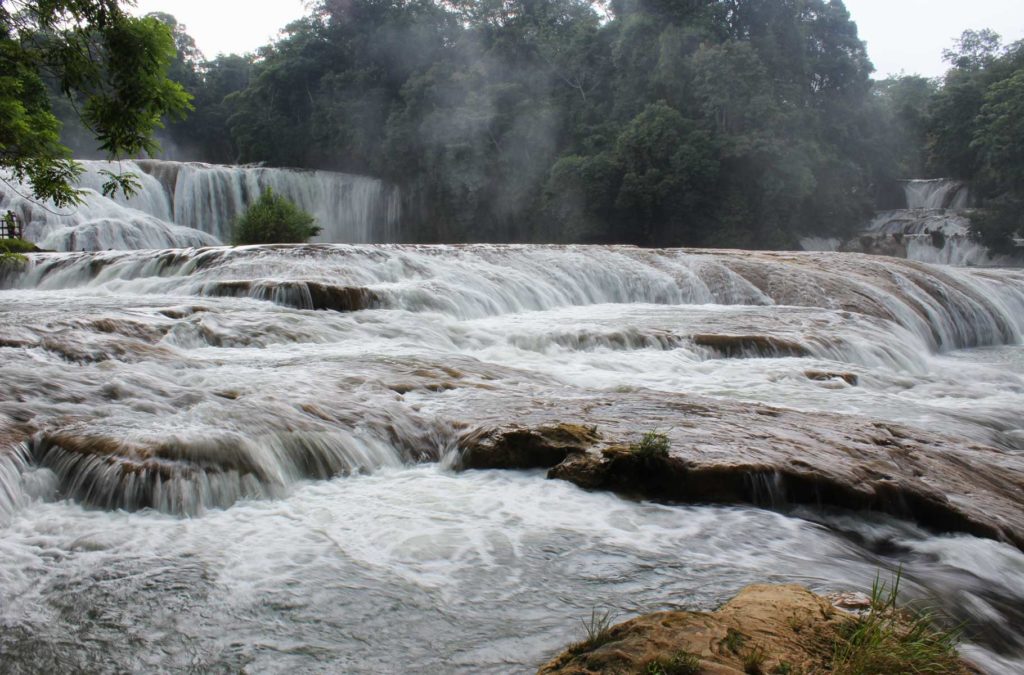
[133,0,1024,78]
[844,0,1024,78]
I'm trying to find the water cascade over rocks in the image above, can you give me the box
[0,160,401,250]
[804,179,1020,266]
[1,244,1023,673]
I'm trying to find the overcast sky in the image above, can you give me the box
[133,0,1024,79]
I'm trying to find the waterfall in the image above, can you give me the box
[0,163,219,251]
[902,179,969,210]
[825,178,1023,267]
[0,160,401,251]
[134,160,401,243]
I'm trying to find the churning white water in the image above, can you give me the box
[0,160,401,250]
[1,245,1023,672]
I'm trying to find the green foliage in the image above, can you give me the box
[973,69,1024,189]
[724,627,746,654]
[742,644,767,674]
[832,568,964,675]
[0,238,32,265]
[166,0,884,247]
[643,650,702,675]
[630,431,670,460]
[872,76,938,179]
[231,188,321,245]
[0,1,191,205]
[0,238,35,254]
[923,30,1024,249]
[968,198,1023,255]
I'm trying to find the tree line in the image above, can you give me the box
[50,2,1024,250]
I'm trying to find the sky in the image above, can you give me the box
[133,0,1024,79]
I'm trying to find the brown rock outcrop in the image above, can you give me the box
[538,584,971,675]
[458,395,1024,550]
[458,423,600,470]
[201,279,381,312]
[692,334,811,358]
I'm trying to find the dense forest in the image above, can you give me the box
[60,0,1024,250]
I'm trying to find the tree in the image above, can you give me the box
[614,102,718,244]
[0,0,191,206]
[231,188,321,245]
[165,0,887,249]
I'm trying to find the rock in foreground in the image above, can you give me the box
[539,584,970,675]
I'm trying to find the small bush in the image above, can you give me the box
[231,188,321,245]
[631,431,670,459]
[0,238,34,265]
[643,650,702,674]
[0,238,35,254]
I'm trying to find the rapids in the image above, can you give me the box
[1,244,1023,672]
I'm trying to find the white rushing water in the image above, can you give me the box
[1,245,1023,672]
[827,178,1024,267]
[902,179,970,211]
[0,160,401,250]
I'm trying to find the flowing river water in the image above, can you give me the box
[1,244,1023,673]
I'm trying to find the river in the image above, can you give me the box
[1,244,1022,673]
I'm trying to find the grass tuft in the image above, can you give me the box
[723,627,746,654]
[832,567,965,675]
[566,609,617,656]
[743,644,767,674]
[630,431,670,460]
[643,650,702,675]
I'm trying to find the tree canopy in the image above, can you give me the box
[0,0,190,206]
[40,2,1024,251]
[142,0,886,247]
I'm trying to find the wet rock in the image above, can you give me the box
[462,397,1024,550]
[828,591,873,614]
[804,369,859,386]
[201,279,381,312]
[458,423,600,470]
[156,305,210,319]
[538,584,970,675]
[692,334,811,358]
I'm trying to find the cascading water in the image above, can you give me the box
[804,178,1022,266]
[134,159,401,243]
[1,244,1023,673]
[0,163,219,251]
[902,179,970,210]
[0,160,401,251]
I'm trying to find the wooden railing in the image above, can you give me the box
[1,213,24,240]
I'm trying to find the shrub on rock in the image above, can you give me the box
[231,188,320,245]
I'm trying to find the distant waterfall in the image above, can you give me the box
[135,160,401,243]
[0,160,401,251]
[807,177,1022,267]
[901,179,969,210]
